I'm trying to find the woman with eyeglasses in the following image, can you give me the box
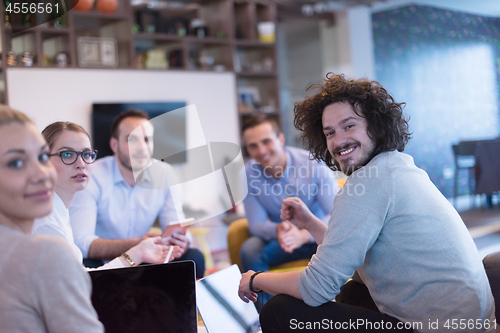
[0,107,103,332]
[32,121,181,268]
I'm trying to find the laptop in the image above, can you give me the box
[196,264,262,333]
[89,260,197,333]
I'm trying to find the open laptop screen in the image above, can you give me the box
[196,264,260,333]
[89,261,197,333]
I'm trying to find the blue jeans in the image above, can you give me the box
[240,236,317,272]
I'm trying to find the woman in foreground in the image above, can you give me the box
[0,106,103,332]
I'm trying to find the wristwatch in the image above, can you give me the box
[249,271,264,293]
[121,253,136,267]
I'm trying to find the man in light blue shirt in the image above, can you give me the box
[70,110,205,277]
[241,115,338,272]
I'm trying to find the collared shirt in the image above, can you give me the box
[243,146,339,241]
[69,156,185,258]
[33,192,124,269]
[33,193,83,263]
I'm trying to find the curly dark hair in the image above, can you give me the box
[294,73,411,171]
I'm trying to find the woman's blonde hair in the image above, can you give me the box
[0,105,33,126]
[42,122,91,150]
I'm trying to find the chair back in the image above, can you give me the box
[227,218,252,272]
[452,143,476,168]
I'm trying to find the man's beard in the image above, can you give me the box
[332,141,376,176]
[117,150,133,171]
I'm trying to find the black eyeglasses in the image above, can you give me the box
[49,149,98,165]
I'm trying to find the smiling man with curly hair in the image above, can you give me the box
[238,73,495,333]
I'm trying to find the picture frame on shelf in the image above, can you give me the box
[77,37,118,68]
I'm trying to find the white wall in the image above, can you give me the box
[7,68,239,252]
[320,12,353,76]
[278,19,325,146]
[317,7,375,81]
[346,6,376,80]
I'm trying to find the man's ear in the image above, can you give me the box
[110,137,118,154]
[279,132,285,147]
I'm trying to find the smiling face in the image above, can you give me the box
[322,102,376,176]
[49,130,93,197]
[243,122,286,172]
[0,122,56,230]
[110,117,154,172]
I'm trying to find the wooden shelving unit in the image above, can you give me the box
[0,0,281,139]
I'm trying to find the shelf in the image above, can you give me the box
[37,27,71,34]
[239,110,280,116]
[134,32,185,42]
[6,64,42,68]
[40,64,76,69]
[237,70,276,77]
[71,14,129,30]
[70,11,130,21]
[134,33,230,45]
[4,25,35,36]
[234,40,275,47]
[0,0,280,140]
[131,3,200,16]
[184,36,231,45]
[135,67,187,72]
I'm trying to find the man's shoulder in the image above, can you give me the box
[367,150,415,170]
[285,145,309,158]
[285,146,324,169]
[244,158,261,174]
[350,151,416,184]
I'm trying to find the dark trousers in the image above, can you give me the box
[259,280,413,332]
[83,247,206,278]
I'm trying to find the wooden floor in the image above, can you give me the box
[460,202,500,258]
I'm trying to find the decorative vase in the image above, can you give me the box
[96,0,118,14]
[73,0,94,11]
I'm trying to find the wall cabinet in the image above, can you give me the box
[0,0,280,145]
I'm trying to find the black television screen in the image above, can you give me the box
[92,102,187,163]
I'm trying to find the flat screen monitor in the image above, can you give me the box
[92,102,187,163]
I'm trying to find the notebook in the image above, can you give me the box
[196,264,262,333]
[89,260,197,333]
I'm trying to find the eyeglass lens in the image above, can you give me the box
[60,150,97,164]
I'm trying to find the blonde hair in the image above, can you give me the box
[0,105,33,126]
[42,122,91,150]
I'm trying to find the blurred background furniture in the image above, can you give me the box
[452,139,500,208]
[474,140,500,209]
[452,141,477,206]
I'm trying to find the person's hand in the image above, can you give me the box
[127,237,182,265]
[277,221,292,252]
[277,221,310,253]
[281,197,315,230]
[161,232,189,255]
[238,270,258,303]
[141,230,161,241]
